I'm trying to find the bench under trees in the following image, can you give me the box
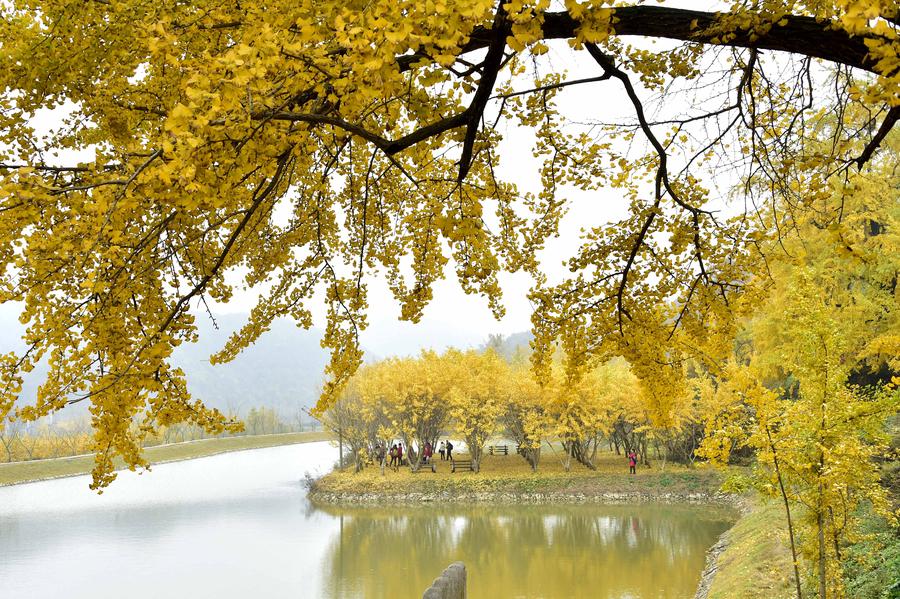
[451,459,474,473]
[488,445,508,455]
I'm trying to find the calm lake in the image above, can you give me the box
[0,442,734,598]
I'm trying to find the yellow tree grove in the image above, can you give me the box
[699,148,900,599]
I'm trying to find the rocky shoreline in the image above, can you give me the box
[693,498,753,599]
[308,488,742,506]
[694,532,730,599]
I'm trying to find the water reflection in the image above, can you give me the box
[0,443,733,599]
[318,503,734,599]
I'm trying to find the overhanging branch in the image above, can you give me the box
[432,6,883,74]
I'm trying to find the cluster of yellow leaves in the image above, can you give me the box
[0,0,897,489]
[697,140,900,597]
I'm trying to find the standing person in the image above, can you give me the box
[446,440,453,461]
[389,444,398,469]
[397,442,404,467]
[439,441,446,461]
[628,450,637,475]
[423,441,433,464]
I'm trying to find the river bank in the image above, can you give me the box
[308,450,736,505]
[704,499,799,599]
[0,430,331,486]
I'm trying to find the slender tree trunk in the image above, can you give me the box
[640,436,650,466]
[817,345,829,599]
[766,427,803,599]
[817,503,827,599]
[529,447,539,472]
[828,507,842,560]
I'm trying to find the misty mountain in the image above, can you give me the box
[172,313,330,417]
[2,301,535,420]
[1,307,330,420]
[481,330,534,361]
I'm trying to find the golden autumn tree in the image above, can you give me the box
[698,143,900,599]
[447,349,509,472]
[362,351,453,471]
[321,375,372,473]
[0,0,898,487]
[502,361,551,471]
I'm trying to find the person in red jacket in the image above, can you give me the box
[423,441,433,464]
[628,451,638,475]
[397,443,403,467]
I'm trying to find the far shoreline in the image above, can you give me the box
[0,430,331,487]
[307,449,740,507]
[309,488,742,506]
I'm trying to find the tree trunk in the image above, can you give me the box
[817,506,827,599]
[766,427,803,599]
[640,436,650,467]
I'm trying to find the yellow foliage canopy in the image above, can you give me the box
[0,0,898,486]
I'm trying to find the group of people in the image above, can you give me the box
[373,440,456,471]
[376,442,408,471]
[437,440,453,461]
[377,441,638,473]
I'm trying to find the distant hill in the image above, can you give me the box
[2,301,536,420]
[481,330,534,361]
[1,307,329,420]
[172,313,330,418]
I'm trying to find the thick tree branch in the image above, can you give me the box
[855,106,900,169]
[262,110,470,156]
[440,7,883,74]
[457,2,509,182]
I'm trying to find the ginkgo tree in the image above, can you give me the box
[0,0,898,487]
[448,349,509,472]
[698,140,900,599]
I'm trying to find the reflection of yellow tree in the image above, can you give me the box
[318,504,734,599]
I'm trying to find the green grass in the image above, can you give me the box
[314,447,726,499]
[707,499,799,599]
[842,503,900,599]
[0,431,331,486]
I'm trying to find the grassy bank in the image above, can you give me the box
[311,448,727,502]
[0,431,331,486]
[706,499,799,599]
